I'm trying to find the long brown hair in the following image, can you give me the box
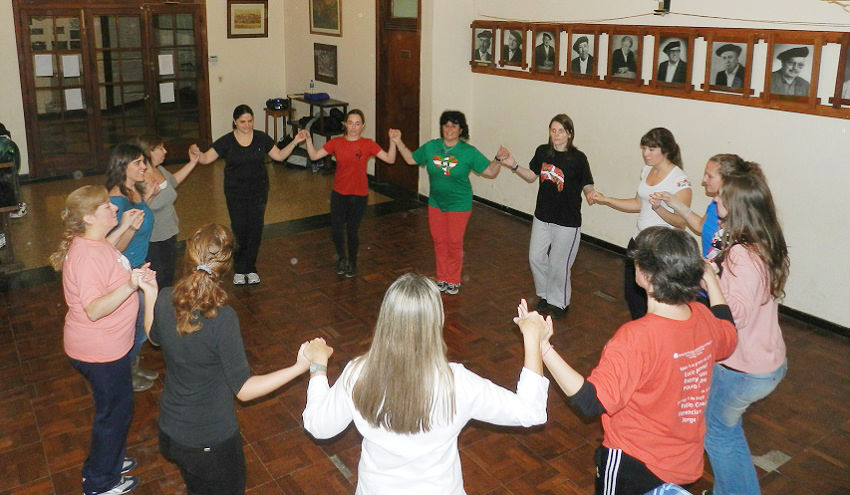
[711,153,765,183]
[351,273,455,434]
[717,171,789,299]
[105,143,146,200]
[128,134,164,164]
[640,127,683,168]
[171,224,234,335]
[49,185,110,271]
[545,113,578,160]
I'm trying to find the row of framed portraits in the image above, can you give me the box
[470,22,850,119]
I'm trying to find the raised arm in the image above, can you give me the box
[190,143,219,165]
[269,131,307,162]
[235,340,313,402]
[391,132,418,166]
[499,147,537,184]
[136,264,159,336]
[651,188,693,229]
[171,147,202,185]
[302,339,357,439]
[478,158,502,179]
[590,190,641,213]
[301,130,329,161]
[650,191,704,235]
[375,128,400,164]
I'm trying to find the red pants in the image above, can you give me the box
[428,206,471,285]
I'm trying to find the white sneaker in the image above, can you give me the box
[90,475,139,495]
[121,457,137,474]
[233,273,246,285]
[246,272,260,284]
[9,202,26,219]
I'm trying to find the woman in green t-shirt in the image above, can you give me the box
[392,110,501,295]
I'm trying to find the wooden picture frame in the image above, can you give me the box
[310,0,343,37]
[470,23,496,68]
[566,26,599,79]
[653,32,693,89]
[500,24,527,69]
[830,33,850,107]
[607,30,642,84]
[531,25,559,74]
[314,43,338,84]
[764,33,820,104]
[705,35,755,96]
[227,0,268,39]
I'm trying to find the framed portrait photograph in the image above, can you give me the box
[314,43,338,84]
[471,27,495,67]
[609,33,640,80]
[838,40,850,104]
[768,43,815,98]
[500,26,526,69]
[708,41,749,93]
[532,27,558,73]
[568,33,595,76]
[656,36,690,86]
[227,0,268,39]
[310,0,342,37]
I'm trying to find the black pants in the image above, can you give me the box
[594,445,664,495]
[624,238,647,319]
[225,184,268,274]
[148,235,177,288]
[330,191,367,263]
[159,428,246,495]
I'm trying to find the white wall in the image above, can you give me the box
[416,0,850,326]
[282,0,378,168]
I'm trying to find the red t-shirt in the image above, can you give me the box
[323,137,383,196]
[587,302,737,484]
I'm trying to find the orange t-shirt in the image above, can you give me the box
[588,302,737,484]
[62,236,138,363]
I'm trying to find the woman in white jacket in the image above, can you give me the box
[301,273,550,495]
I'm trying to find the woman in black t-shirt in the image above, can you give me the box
[191,105,306,285]
[149,224,316,495]
[498,114,596,318]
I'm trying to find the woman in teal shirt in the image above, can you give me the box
[393,111,501,295]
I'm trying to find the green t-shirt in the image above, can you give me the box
[412,139,491,211]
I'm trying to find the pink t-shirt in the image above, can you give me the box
[719,244,786,374]
[62,236,138,363]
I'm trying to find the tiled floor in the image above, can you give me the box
[0,169,848,494]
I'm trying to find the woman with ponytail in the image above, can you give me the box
[150,223,316,495]
[51,185,158,495]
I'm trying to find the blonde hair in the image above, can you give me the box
[171,224,234,335]
[351,273,456,434]
[49,185,109,271]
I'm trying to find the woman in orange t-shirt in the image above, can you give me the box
[50,185,158,495]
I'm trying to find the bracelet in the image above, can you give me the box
[542,344,554,357]
[309,363,327,374]
[511,163,519,172]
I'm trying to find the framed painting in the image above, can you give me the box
[227,0,268,39]
[310,0,342,37]
[314,43,338,84]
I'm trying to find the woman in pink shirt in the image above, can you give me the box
[704,164,790,495]
[50,185,158,495]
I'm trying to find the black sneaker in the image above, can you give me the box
[336,258,347,275]
[345,261,357,278]
[536,298,548,312]
[549,305,569,319]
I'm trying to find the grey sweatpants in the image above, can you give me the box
[528,217,581,310]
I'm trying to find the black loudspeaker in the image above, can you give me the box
[266,98,290,111]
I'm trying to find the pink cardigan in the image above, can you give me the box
[718,244,786,374]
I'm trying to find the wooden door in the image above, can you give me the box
[375,0,420,194]
[13,1,210,178]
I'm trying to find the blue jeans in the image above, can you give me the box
[69,353,134,494]
[129,290,146,360]
[705,361,787,495]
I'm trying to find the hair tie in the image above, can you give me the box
[195,264,213,275]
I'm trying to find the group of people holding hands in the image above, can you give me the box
[52,102,789,495]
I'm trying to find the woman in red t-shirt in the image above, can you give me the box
[302,110,398,277]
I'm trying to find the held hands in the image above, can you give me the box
[513,298,553,348]
[388,128,403,144]
[295,129,311,143]
[189,143,201,157]
[302,337,334,365]
[649,191,686,216]
[130,263,158,295]
[588,190,607,205]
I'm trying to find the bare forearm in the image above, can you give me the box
[395,140,417,165]
[237,363,309,402]
[522,336,544,376]
[602,196,641,213]
[172,161,199,184]
[479,160,501,179]
[85,282,136,321]
[655,205,689,229]
[108,226,135,251]
[543,350,585,397]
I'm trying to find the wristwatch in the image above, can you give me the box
[309,363,327,374]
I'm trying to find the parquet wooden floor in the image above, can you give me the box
[0,175,847,494]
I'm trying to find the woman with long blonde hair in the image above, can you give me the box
[704,166,789,495]
[150,224,314,495]
[302,273,550,494]
[51,185,158,495]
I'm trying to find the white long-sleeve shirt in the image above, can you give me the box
[303,362,549,495]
